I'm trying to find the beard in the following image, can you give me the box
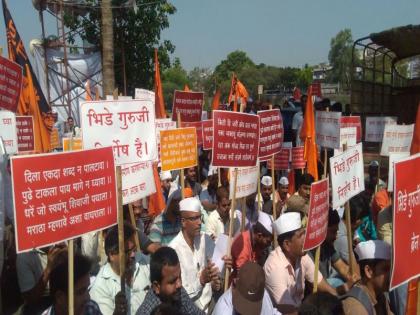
[159,288,182,308]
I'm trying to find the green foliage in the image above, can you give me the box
[162,57,190,107]
[327,29,353,90]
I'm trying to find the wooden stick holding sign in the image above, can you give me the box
[271,155,278,248]
[342,143,354,277]
[66,136,75,315]
[177,113,185,199]
[241,197,246,231]
[116,166,126,292]
[257,162,261,211]
[128,203,141,251]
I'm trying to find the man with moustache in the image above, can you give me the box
[184,167,202,196]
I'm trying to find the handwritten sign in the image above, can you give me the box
[11,147,118,253]
[380,124,414,156]
[181,121,203,146]
[171,90,204,122]
[315,111,341,149]
[134,88,155,101]
[229,166,259,199]
[121,161,156,204]
[257,109,284,159]
[330,143,365,208]
[292,146,306,169]
[160,127,197,171]
[62,138,83,151]
[333,127,357,155]
[16,116,34,152]
[303,178,329,251]
[340,116,361,142]
[202,119,213,150]
[390,153,420,290]
[0,110,17,154]
[212,111,260,168]
[0,56,23,112]
[81,100,157,165]
[365,116,397,142]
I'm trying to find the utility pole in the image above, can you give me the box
[101,0,115,96]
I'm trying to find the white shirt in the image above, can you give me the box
[206,209,241,241]
[90,253,150,315]
[212,287,281,315]
[292,111,303,146]
[169,231,215,311]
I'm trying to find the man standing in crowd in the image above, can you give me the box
[160,171,173,203]
[257,176,273,213]
[292,94,307,146]
[184,167,202,196]
[296,173,314,203]
[200,166,218,212]
[275,176,290,214]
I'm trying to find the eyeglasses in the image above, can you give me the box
[182,214,203,222]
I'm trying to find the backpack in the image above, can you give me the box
[341,286,375,315]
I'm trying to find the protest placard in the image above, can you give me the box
[16,116,34,152]
[390,153,420,290]
[81,100,157,165]
[160,127,197,171]
[171,90,204,122]
[333,127,357,155]
[387,153,410,192]
[181,121,203,146]
[63,138,83,151]
[134,88,155,101]
[229,166,259,199]
[0,56,22,112]
[202,119,213,150]
[0,110,17,154]
[155,118,176,144]
[212,111,260,168]
[121,161,156,204]
[330,143,365,208]
[292,146,306,169]
[267,148,291,170]
[257,109,284,159]
[311,82,322,98]
[365,116,397,142]
[340,116,361,142]
[50,127,60,150]
[315,111,341,149]
[11,147,118,253]
[380,124,414,156]
[303,178,329,251]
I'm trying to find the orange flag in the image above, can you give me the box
[184,84,190,92]
[410,102,420,155]
[211,89,221,111]
[147,163,166,218]
[85,80,93,101]
[300,86,318,180]
[228,74,248,112]
[288,169,296,195]
[154,48,167,119]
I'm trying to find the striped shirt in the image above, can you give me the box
[148,212,181,245]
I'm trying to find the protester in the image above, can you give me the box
[292,94,307,146]
[365,161,386,190]
[136,247,205,315]
[296,173,314,202]
[240,192,259,228]
[257,176,273,212]
[130,199,152,235]
[184,167,202,196]
[264,212,336,313]
[275,176,290,213]
[199,166,218,212]
[298,292,344,315]
[150,303,182,315]
[160,171,173,203]
[64,116,80,137]
[90,223,150,315]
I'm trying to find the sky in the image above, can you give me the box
[1,0,420,71]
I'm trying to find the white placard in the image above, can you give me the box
[135,88,155,102]
[81,100,157,165]
[315,111,342,149]
[229,166,259,200]
[388,152,410,192]
[121,161,156,204]
[380,124,414,156]
[365,116,397,142]
[212,233,229,274]
[155,118,177,144]
[0,110,17,154]
[334,127,357,155]
[330,142,365,208]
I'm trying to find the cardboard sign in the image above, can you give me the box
[16,116,35,152]
[333,127,357,155]
[160,127,197,171]
[134,88,155,101]
[171,90,204,122]
[0,56,23,112]
[340,116,361,142]
[292,146,306,169]
[11,147,118,253]
[181,121,203,146]
[50,128,60,150]
[390,153,420,290]
[380,124,414,156]
[212,111,260,168]
[63,138,83,151]
[315,111,341,149]
[388,153,410,192]
[229,166,259,199]
[121,161,156,205]
[257,109,284,159]
[202,119,213,150]
[0,110,17,154]
[330,143,365,208]
[365,116,397,142]
[303,178,329,251]
[81,100,158,165]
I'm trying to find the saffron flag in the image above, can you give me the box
[3,0,52,152]
[147,163,166,218]
[300,86,318,180]
[410,103,420,155]
[228,74,248,112]
[211,88,221,111]
[154,48,167,119]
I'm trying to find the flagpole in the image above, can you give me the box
[177,113,185,198]
[38,8,51,105]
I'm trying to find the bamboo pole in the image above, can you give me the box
[342,143,354,276]
[257,162,261,211]
[271,155,278,248]
[241,197,246,232]
[313,245,321,293]
[177,113,185,199]
[128,204,141,251]
[116,166,126,292]
[68,239,74,315]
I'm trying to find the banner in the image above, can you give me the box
[171,90,204,122]
[81,100,157,165]
[16,116,34,152]
[11,147,118,253]
[121,161,156,205]
[257,109,284,159]
[181,121,203,146]
[134,88,155,101]
[303,178,329,251]
[380,124,414,156]
[330,143,365,208]
[390,153,420,290]
[212,111,260,168]
[0,55,22,112]
[0,110,17,154]
[315,111,341,149]
[387,153,410,192]
[292,146,306,169]
[229,166,259,199]
[340,116,361,142]
[365,116,397,142]
[160,127,197,171]
[62,138,83,151]
[155,118,176,145]
[202,119,213,150]
[334,127,357,155]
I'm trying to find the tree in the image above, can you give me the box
[213,50,255,82]
[162,58,190,107]
[327,29,353,90]
[101,0,115,95]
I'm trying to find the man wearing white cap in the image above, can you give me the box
[199,166,218,212]
[256,176,273,212]
[264,212,336,313]
[342,240,392,315]
[169,197,222,312]
[275,176,290,214]
[160,171,173,203]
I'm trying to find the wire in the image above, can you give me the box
[45,0,167,10]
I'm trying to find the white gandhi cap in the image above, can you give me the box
[278,176,289,185]
[257,212,273,235]
[354,240,391,261]
[160,171,172,181]
[179,197,201,213]
[261,176,272,187]
[208,165,218,177]
[272,212,302,235]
